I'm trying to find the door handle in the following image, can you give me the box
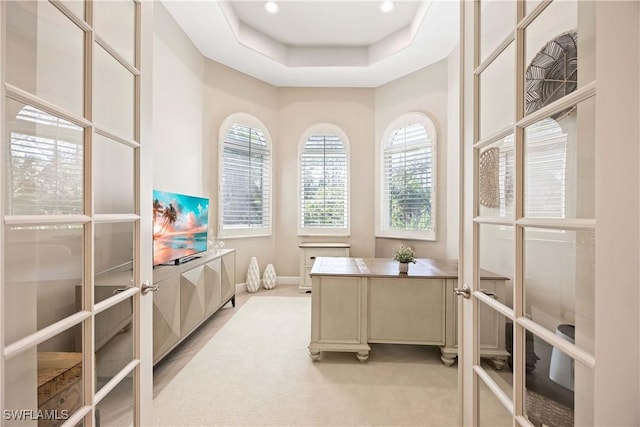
[454,284,471,299]
[141,280,159,295]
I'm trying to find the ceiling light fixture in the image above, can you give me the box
[380,0,395,13]
[264,1,279,14]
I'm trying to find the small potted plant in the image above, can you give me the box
[392,245,416,274]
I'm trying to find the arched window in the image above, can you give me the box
[218,113,272,238]
[298,124,350,235]
[378,113,436,240]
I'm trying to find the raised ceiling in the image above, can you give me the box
[161,0,460,88]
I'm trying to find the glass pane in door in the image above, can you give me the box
[95,222,134,304]
[478,376,512,426]
[480,42,515,140]
[524,97,595,219]
[4,225,84,345]
[94,0,136,65]
[478,135,515,218]
[479,224,514,310]
[4,98,84,216]
[4,324,83,426]
[5,0,84,116]
[94,133,135,214]
[95,297,134,392]
[93,45,135,139]
[96,378,134,427]
[479,0,516,63]
[524,228,595,355]
[478,304,513,395]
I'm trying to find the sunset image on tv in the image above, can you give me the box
[153,190,209,265]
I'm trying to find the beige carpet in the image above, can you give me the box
[152,296,459,426]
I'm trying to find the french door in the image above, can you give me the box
[1,1,153,426]
[460,0,639,425]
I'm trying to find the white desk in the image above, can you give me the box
[309,257,509,367]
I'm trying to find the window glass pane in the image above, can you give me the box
[93,45,134,140]
[94,134,134,214]
[221,124,270,230]
[94,0,136,65]
[479,0,516,64]
[5,325,83,425]
[95,375,134,427]
[5,225,83,345]
[96,297,134,392]
[300,134,348,229]
[479,135,514,218]
[480,42,515,140]
[524,97,595,219]
[384,123,433,232]
[4,100,84,216]
[479,224,514,310]
[6,0,84,116]
[95,222,134,303]
[525,334,594,426]
[524,228,594,355]
[478,375,512,426]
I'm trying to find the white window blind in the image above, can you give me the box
[6,105,84,215]
[383,122,434,232]
[300,134,348,230]
[221,123,271,231]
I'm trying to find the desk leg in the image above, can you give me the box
[356,351,369,363]
[309,349,321,362]
[440,347,457,366]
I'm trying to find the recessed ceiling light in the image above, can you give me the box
[380,0,395,13]
[264,1,279,14]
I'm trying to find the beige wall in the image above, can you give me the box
[374,58,454,260]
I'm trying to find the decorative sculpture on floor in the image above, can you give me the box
[246,257,261,293]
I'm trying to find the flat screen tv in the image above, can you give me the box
[153,190,209,266]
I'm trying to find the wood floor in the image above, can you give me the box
[153,284,308,397]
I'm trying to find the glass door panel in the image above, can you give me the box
[479,43,515,140]
[94,0,136,65]
[524,227,595,355]
[479,0,516,64]
[5,1,85,116]
[4,99,84,216]
[5,324,84,427]
[93,45,135,139]
[524,97,595,219]
[478,135,515,218]
[94,134,135,214]
[95,297,134,392]
[95,378,134,427]
[4,225,84,345]
[479,224,514,310]
[478,377,512,426]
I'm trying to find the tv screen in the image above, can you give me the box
[153,190,209,265]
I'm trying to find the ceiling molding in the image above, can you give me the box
[161,0,459,88]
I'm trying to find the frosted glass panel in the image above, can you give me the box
[93,45,135,139]
[94,134,135,214]
[4,98,84,215]
[480,43,515,140]
[95,222,134,303]
[524,97,595,219]
[478,134,515,218]
[478,376,512,426]
[95,298,134,392]
[5,325,84,427]
[524,228,594,355]
[479,224,514,310]
[94,0,136,65]
[4,226,84,345]
[6,1,84,116]
[479,0,516,63]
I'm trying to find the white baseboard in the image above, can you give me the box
[235,276,299,293]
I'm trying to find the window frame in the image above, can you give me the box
[297,123,350,237]
[218,113,273,239]
[376,112,437,241]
